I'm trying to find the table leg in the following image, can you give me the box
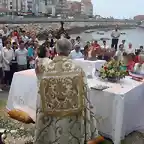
[112,95,124,144]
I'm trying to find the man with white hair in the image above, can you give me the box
[126,43,135,54]
[69,44,83,59]
[34,38,99,144]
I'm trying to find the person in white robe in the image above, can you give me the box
[101,40,109,49]
[114,44,124,61]
[34,38,99,144]
[133,54,144,74]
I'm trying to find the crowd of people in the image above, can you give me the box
[0,26,39,91]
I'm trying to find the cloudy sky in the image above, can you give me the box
[69,0,144,18]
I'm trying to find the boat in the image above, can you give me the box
[97,32,104,35]
[100,38,110,41]
[84,30,95,33]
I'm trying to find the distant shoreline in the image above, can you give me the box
[67,25,136,34]
[37,25,136,40]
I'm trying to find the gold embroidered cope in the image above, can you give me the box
[39,56,86,117]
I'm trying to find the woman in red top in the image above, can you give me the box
[134,50,141,63]
[92,40,100,50]
[134,55,140,63]
[127,53,135,71]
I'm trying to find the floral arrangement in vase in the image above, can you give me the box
[99,59,128,82]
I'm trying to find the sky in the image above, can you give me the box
[69,0,144,19]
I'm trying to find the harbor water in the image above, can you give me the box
[71,27,144,49]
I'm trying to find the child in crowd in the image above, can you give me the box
[120,52,128,71]
[114,44,124,61]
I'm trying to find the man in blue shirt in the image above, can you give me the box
[28,43,35,69]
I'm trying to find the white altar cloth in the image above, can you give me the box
[6,69,144,144]
[73,59,106,74]
[6,69,37,121]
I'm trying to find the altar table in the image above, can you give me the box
[6,69,144,144]
[73,59,106,74]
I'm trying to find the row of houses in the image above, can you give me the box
[0,0,93,17]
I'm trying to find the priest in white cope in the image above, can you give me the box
[34,38,98,144]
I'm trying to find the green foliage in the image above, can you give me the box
[99,59,128,79]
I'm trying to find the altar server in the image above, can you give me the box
[34,38,98,144]
[114,44,124,61]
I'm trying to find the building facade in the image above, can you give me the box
[39,0,68,17]
[0,0,71,15]
[134,15,144,21]
[6,0,12,11]
[38,0,46,13]
[24,0,33,12]
[44,0,56,16]
[5,0,22,12]
[55,0,68,17]
[81,0,93,17]
[19,0,69,16]
[67,1,81,16]
[0,0,8,12]
[0,0,7,8]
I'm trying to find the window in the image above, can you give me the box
[10,2,12,5]
[48,0,52,4]
[10,6,12,9]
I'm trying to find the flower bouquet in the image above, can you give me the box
[99,59,127,82]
